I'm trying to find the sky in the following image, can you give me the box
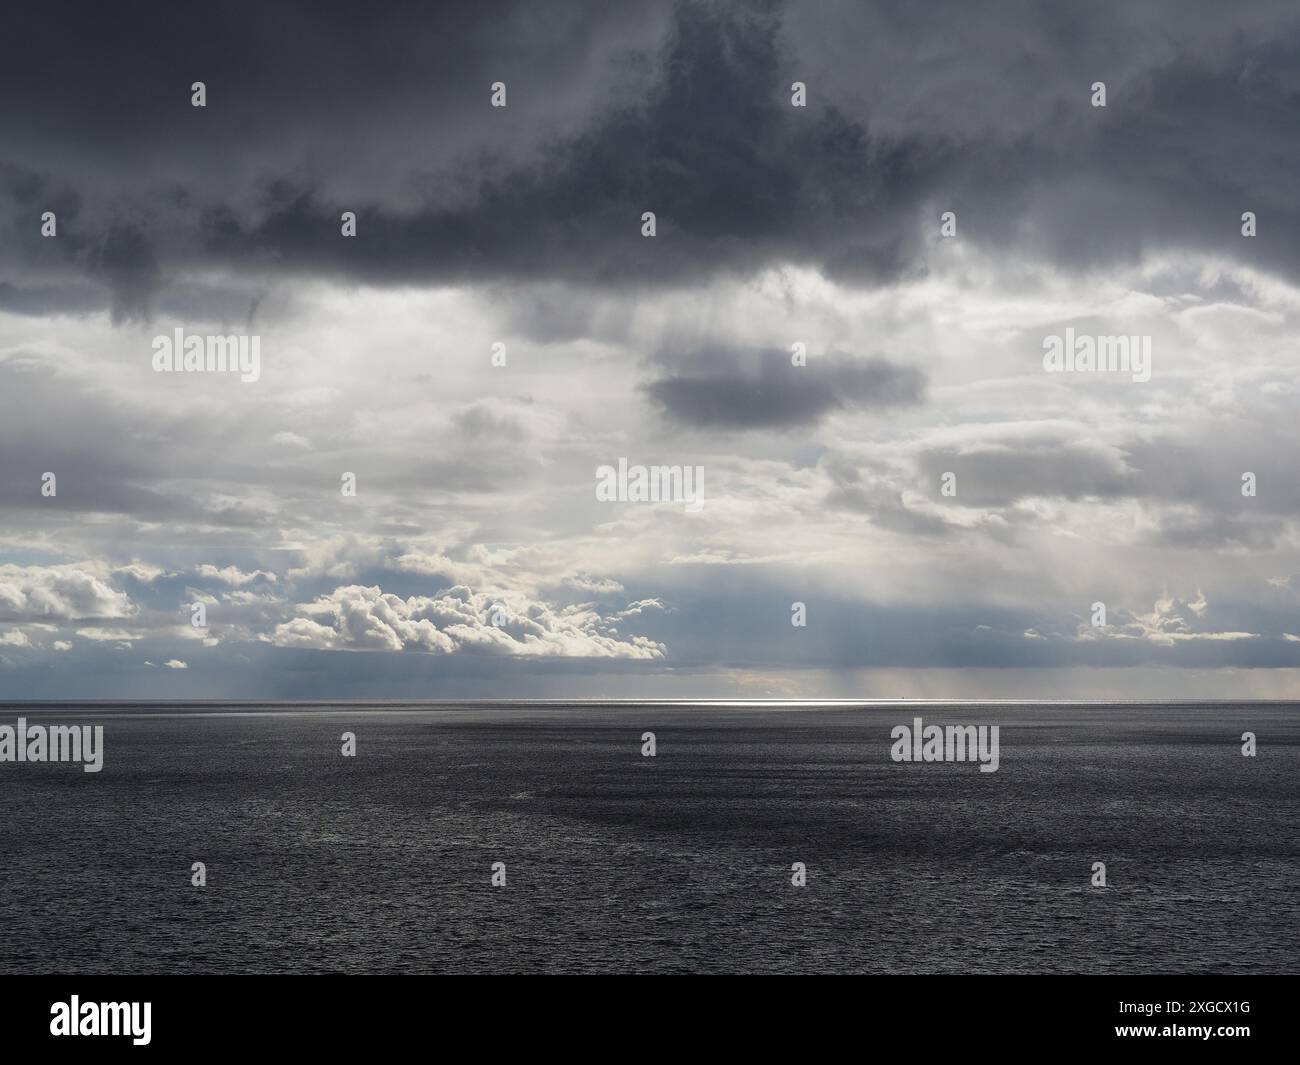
[2,0,1300,700]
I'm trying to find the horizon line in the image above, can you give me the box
[0,698,1296,707]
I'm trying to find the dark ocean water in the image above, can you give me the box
[0,702,1295,974]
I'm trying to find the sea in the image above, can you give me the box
[0,702,1295,974]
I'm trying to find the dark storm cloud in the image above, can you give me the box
[644,347,925,429]
[0,0,674,313]
[1015,38,1300,280]
[1,0,666,165]
[4,0,1300,309]
[0,0,960,306]
[87,225,163,324]
[191,2,956,292]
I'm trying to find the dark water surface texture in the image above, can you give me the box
[0,702,1295,974]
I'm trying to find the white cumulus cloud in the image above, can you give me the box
[271,584,665,659]
[0,564,135,622]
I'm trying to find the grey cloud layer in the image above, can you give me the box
[6,0,1300,318]
[645,348,925,429]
